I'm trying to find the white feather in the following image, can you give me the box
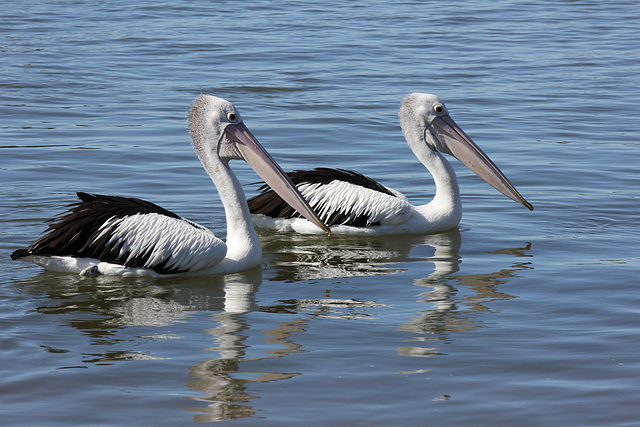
[299,181,412,226]
[98,213,226,272]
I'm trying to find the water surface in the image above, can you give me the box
[2,1,639,425]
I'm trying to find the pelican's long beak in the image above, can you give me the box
[225,123,332,234]
[427,115,533,211]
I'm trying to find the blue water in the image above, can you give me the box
[2,1,639,425]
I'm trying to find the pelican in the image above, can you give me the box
[248,93,533,236]
[11,95,330,276]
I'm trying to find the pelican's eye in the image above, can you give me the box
[227,112,238,123]
[433,104,445,114]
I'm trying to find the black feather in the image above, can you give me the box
[11,192,197,274]
[247,168,397,227]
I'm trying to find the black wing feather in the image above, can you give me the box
[11,192,194,274]
[247,168,396,227]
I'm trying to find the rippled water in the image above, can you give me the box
[2,1,639,425]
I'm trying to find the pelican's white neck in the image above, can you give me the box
[211,163,262,261]
[211,161,261,265]
[405,128,462,226]
[194,142,262,274]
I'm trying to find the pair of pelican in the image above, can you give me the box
[12,93,532,276]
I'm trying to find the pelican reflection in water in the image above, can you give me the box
[18,231,531,422]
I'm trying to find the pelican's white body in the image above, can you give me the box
[251,151,462,236]
[252,115,462,236]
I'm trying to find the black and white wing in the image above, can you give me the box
[11,192,226,274]
[248,168,412,227]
